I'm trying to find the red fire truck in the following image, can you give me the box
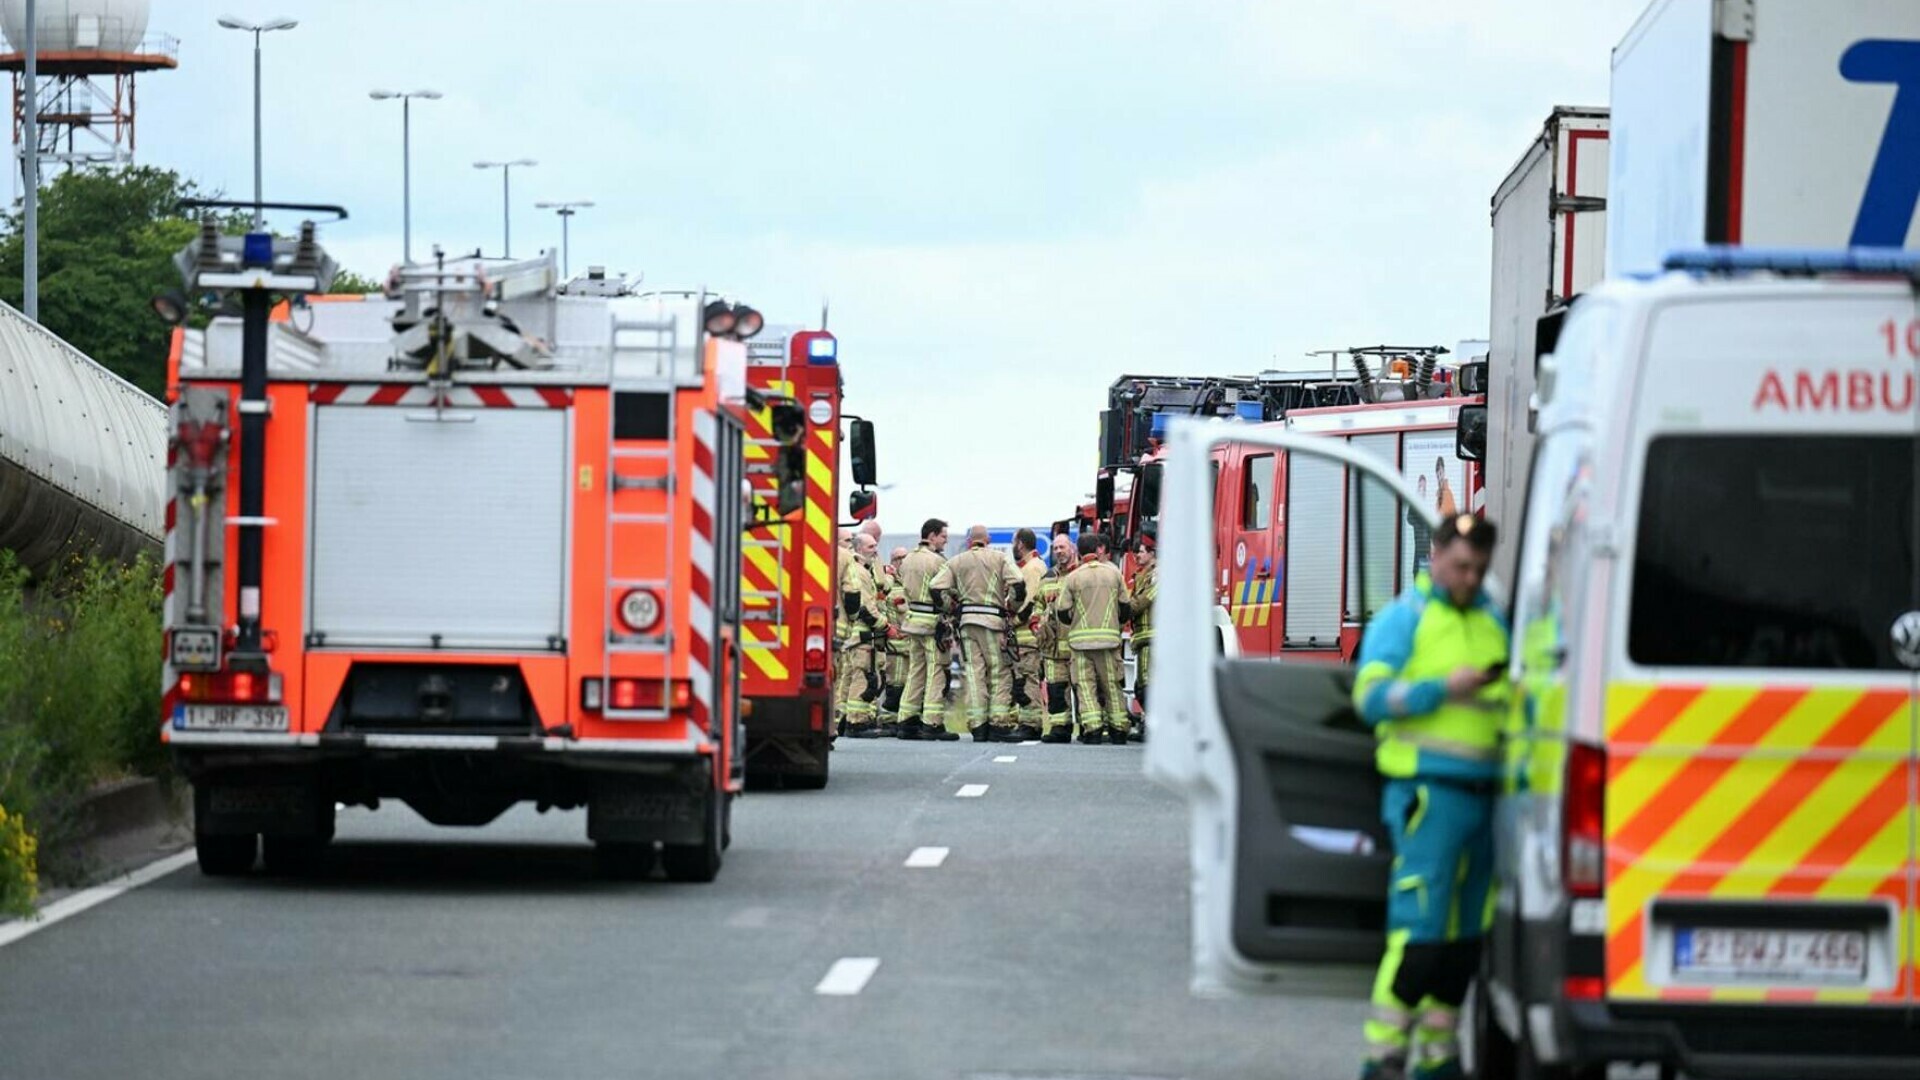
[160,218,757,882]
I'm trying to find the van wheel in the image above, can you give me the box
[661,794,723,883]
[195,832,257,877]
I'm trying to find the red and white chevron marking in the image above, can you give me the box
[160,421,181,727]
[309,383,572,408]
[688,411,717,737]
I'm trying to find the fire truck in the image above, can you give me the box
[1090,350,1483,661]
[734,324,875,788]
[159,210,758,882]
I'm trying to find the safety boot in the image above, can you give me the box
[1358,1057,1408,1080]
[1076,727,1105,745]
[1006,724,1041,742]
[1039,726,1072,744]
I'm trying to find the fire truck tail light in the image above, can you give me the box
[179,670,282,704]
[618,589,663,634]
[804,607,828,671]
[1565,741,1607,899]
[586,677,691,713]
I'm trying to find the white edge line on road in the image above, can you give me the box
[1019,740,1040,746]
[904,846,950,868]
[0,849,196,950]
[815,956,881,995]
[955,783,989,798]
[992,755,1017,763]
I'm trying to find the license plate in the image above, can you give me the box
[174,704,289,732]
[1674,927,1867,985]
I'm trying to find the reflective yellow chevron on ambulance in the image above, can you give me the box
[1602,681,1913,1005]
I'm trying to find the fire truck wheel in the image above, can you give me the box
[661,795,724,883]
[721,795,733,851]
[195,832,258,877]
[592,841,657,882]
[261,834,329,878]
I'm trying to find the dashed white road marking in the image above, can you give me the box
[1019,740,1040,746]
[0,850,196,950]
[992,755,1018,763]
[955,784,989,798]
[726,906,773,929]
[815,957,881,996]
[904,846,950,868]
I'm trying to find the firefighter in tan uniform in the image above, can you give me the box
[930,525,1026,742]
[1007,528,1048,742]
[876,546,910,736]
[1034,532,1080,743]
[1126,524,1157,744]
[1054,531,1131,744]
[836,532,886,737]
[897,518,959,741]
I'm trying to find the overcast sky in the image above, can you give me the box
[111,0,1646,530]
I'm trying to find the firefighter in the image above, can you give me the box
[1351,514,1507,1080]
[1053,531,1131,745]
[1033,531,1079,743]
[837,532,886,738]
[1007,528,1048,742]
[897,518,959,741]
[876,545,910,736]
[1127,524,1157,743]
[930,524,1025,742]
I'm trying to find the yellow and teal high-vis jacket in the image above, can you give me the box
[1352,572,1510,782]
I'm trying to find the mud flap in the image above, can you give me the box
[587,773,710,845]
[195,777,328,838]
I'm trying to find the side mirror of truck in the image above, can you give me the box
[1137,465,1163,519]
[848,419,877,488]
[849,488,877,522]
[1457,360,1488,396]
[770,402,807,514]
[1095,473,1115,521]
[1456,404,1488,462]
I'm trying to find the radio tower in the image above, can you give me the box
[0,1,177,186]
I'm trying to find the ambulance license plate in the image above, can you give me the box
[175,705,289,733]
[1674,927,1866,984]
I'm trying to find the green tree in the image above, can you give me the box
[328,268,384,294]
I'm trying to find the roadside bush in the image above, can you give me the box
[0,802,36,917]
[0,550,164,890]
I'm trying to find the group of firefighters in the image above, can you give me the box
[831,518,1158,745]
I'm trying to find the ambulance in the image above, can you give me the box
[1145,249,1920,1078]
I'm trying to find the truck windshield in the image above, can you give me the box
[1628,435,1912,671]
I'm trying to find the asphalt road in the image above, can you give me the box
[0,739,1364,1080]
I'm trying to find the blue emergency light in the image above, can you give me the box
[242,232,274,269]
[807,336,837,363]
[1664,246,1920,279]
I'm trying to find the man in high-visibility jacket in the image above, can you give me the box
[897,518,959,741]
[1351,514,1508,1080]
[1053,531,1131,745]
[1008,528,1049,742]
[837,532,886,738]
[877,546,910,737]
[1033,532,1079,743]
[930,525,1025,742]
[1126,524,1157,743]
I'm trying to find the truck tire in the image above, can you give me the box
[787,738,830,790]
[593,841,657,882]
[661,793,723,883]
[196,832,257,877]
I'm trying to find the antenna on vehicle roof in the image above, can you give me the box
[820,298,830,331]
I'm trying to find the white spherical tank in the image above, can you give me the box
[0,0,151,54]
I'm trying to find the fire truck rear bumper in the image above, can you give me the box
[168,729,713,760]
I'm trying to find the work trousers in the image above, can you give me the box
[1068,647,1126,732]
[1364,777,1495,1077]
[957,625,1015,730]
[900,632,947,729]
[835,641,877,729]
[1010,642,1043,729]
[1041,654,1076,736]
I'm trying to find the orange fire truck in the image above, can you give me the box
[1093,351,1484,661]
[734,325,874,788]
[159,213,755,882]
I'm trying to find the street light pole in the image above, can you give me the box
[534,201,594,277]
[217,15,299,228]
[22,0,37,320]
[370,89,441,264]
[473,159,537,257]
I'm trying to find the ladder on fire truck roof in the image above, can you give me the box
[599,297,694,721]
[738,334,793,642]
